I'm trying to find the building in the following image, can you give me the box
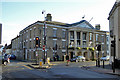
[68,23,109,61]
[108,0,120,62]
[0,23,2,44]
[11,14,109,61]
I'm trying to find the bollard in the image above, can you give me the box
[39,59,43,67]
[96,60,98,67]
[112,62,115,73]
[103,60,104,68]
[66,60,70,66]
[47,57,50,65]
[8,58,10,63]
[98,60,100,67]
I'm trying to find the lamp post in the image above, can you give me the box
[42,10,47,64]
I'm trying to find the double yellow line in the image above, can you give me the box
[23,65,33,70]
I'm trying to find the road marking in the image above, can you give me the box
[6,68,25,71]
[23,65,33,70]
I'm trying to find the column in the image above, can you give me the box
[74,31,77,55]
[68,31,70,46]
[87,32,90,60]
[104,34,107,56]
[93,32,97,59]
[93,32,95,47]
[92,32,95,59]
[80,31,83,47]
[86,32,89,47]
[81,31,83,56]
[74,31,77,47]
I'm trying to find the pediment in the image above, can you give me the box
[72,22,94,29]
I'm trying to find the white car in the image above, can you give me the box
[100,56,110,61]
[76,56,85,62]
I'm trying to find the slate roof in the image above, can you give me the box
[66,20,95,29]
[38,20,95,29]
[20,20,95,33]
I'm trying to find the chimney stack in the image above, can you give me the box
[46,13,52,21]
[95,24,101,30]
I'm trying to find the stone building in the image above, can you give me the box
[11,14,109,61]
[108,0,120,61]
[67,22,109,61]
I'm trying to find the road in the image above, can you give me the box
[2,60,120,80]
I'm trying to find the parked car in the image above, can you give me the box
[100,56,110,61]
[77,56,85,62]
[9,54,16,60]
[70,57,78,62]
[70,56,85,62]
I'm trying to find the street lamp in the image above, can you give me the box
[42,10,47,64]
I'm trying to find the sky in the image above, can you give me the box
[0,0,116,45]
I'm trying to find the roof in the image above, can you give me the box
[38,21,69,27]
[6,44,12,49]
[66,20,95,29]
[11,35,19,41]
[108,1,120,20]
[20,20,95,34]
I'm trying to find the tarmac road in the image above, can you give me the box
[2,60,120,80]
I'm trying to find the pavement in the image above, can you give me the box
[85,65,120,76]
[27,63,50,69]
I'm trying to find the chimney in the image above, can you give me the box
[95,24,101,30]
[46,13,52,21]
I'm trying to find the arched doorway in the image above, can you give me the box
[69,52,74,59]
[77,51,82,56]
[83,52,88,60]
[91,51,94,60]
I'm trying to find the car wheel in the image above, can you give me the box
[76,60,78,62]
[4,62,7,66]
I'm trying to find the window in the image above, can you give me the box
[89,42,93,47]
[89,33,93,41]
[62,52,66,55]
[96,34,99,41]
[77,40,80,46]
[34,28,36,37]
[62,41,66,49]
[53,40,57,50]
[107,36,109,41]
[39,29,41,34]
[101,35,104,42]
[83,32,86,40]
[70,40,74,46]
[30,30,31,38]
[53,29,57,37]
[70,31,74,39]
[29,41,31,49]
[77,32,80,39]
[107,44,109,50]
[83,41,86,47]
[62,31,66,38]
